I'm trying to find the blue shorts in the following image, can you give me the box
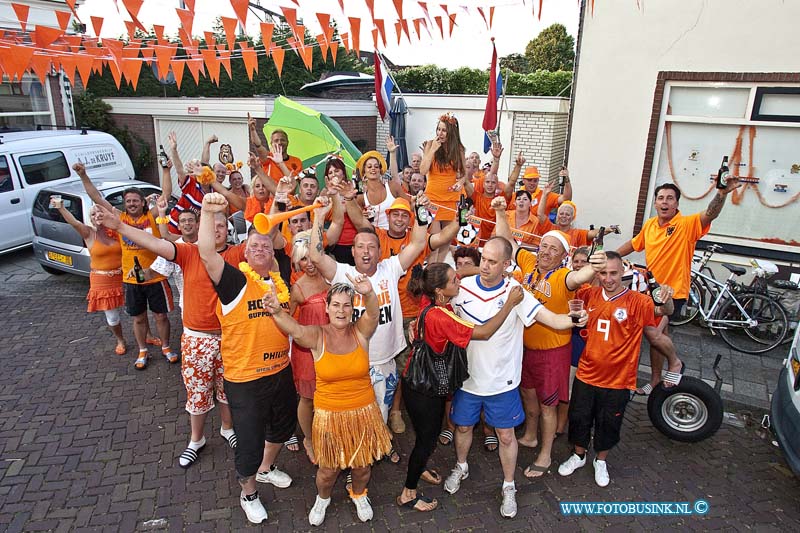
[450,388,525,429]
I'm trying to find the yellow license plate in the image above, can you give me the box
[792,358,800,379]
[47,251,73,266]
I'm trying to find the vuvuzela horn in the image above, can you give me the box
[252,201,322,234]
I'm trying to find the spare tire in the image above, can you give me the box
[647,376,723,443]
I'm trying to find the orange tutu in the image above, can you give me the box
[87,271,124,312]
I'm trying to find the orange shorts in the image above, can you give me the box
[181,331,227,415]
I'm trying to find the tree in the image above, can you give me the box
[499,53,530,74]
[524,23,575,72]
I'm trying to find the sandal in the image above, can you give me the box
[421,469,442,485]
[134,351,149,370]
[114,343,127,355]
[396,494,438,512]
[438,429,454,446]
[523,460,552,479]
[663,362,686,388]
[162,347,180,364]
[633,383,653,397]
[178,443,205,469]
[484,435,499,452]
[284,435,299,452]
[389,410,406,434]
[146,336,161,346]
[387,447,401,464]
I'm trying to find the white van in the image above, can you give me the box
[0,129,135,254]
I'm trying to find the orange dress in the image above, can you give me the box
[312,330,392,469]
[290,289,329,399]
[426,162,460,222]
[87,233,125,312]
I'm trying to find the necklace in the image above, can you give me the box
[239,262,290,303]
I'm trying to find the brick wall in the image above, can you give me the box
[375,118,391,155]
[112,114,157,184]
[48,75,67,128]
[510,112,568,182]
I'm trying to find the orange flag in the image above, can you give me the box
[139,46,154,63]
[153,25,165,44]
[153,44,177,81]
[124,20,137,40]
[204,31,216,47]
[330,41,338,65]
[260,22,274,50]
[371,28,378,49]
[448,13,457,36]
[120,0,147,33]
[433,16,444,39]
[59,53,78,85]
[281,6,298,35]
[316,13,331,41]
[184,0,196,12]
[271,46,285,77]
[348,17,361,53]
[316,34,328,62]
[62,34,82,52]
[5,44,34,81]
[394,21,402,46]
[29,54,52,85]
[89,15,104,37]
[33,26,64,49]
[365,0,376,23]
[412,18,422,40]
[218,48,232,80]
[170,59,185,90]
[176,8,194,36]
[221,16,237,51]
[241,47,257,80]
[54,11,72,31]
[75,54,94,84]
[374,19,387,47]
[489,7,495,29]
[299,44,313,71]
[392,0,404,20]
[11,3,29,32]
[121,58,143,90]
[201,49,220,85]
[64,0,80,21]
[186,56,204,84]
[341,32,350,52]
[230,0,249,26]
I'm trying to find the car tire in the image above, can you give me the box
[647,376,723,443]
[41,264,67,275]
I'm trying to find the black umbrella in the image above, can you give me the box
[389,97,409,171]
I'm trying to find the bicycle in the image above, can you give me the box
[670,244,722,326]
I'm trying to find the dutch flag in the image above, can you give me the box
[483,40,502,153]
[374,51,394,122]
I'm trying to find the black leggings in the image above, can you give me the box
[403,380,446,490]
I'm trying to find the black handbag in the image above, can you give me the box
[403,305,470,397]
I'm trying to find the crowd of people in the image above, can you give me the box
[59,112,741,525]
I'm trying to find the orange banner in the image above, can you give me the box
[201,49,220,85]
[11,3,29,33]
[170,59,185,90]
[29,53,51,85]
[260,22,274,50]
[271,46,285,77]
[33,25,64,49]
[121,57,143,90]
[184,0,196,12]
[365,0,376,23]
[221,16,237,51]
[153,24,165,44]
[186,56,204,84]
[219,49,232,80]
[5,44,33,81]
[230,0,249,26]
[316,34,328,62]
[153,44,177,81]
[374,19,387,47]
[175,8,194,36]
[330,41,338,65]
[434,15,444,39]
[348,17,360,54]
[75,54,93,84]
[448,13,457,36]
[299,43,313,71]
[241,47,257,80]
[59,53,77,85]
[54,11,72,31]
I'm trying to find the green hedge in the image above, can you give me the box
[391,65,572,97]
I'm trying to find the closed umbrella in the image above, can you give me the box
[389,97,409,171]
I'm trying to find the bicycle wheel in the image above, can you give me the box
[671,278,705,326]
[716,292,788,354]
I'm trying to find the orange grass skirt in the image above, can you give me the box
[312,401,392,470]
[87,271,124,312]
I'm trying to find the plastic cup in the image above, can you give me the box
[568,299,584,324]
[49,195,61,209]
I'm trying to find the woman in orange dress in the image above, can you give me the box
[420,113,466,261]
[506,190,540,246]
[52,198,127,354]
[264,277,391,527]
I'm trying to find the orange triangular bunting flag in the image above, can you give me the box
[448,13,457,37]
[400,19,411,43]
[124,20,137,40]
[241,47,257,80]
[260,22,274,50]
[170,59,185,90]
[75,54,94,85]
[365,0,376,23]
[103,38,124,68]
[374,19,387,47]
[33,26,64,49]
[186,56,204,84]
[140,45,154,63]
[59,53,78,85]
[316,13,331,38]
[5,44,34,81]
[281,6,298,34]
[107,60,123,89]
[392,0,404,19]
[394,21,402,46]
[201,49,220,85]
[316,34,328,62]
[204,31,216,47]
[29,54,52,84]
[412,18,422,40]
[175,8,194,36]
[90,16,104,37]
[341,32,350,52]
[433,16,444,39]
[62,34,82,50]
[121,57,143,90]
[11,3,29,33]
[153,25,165,44]
[121,42,141,59]
[121,0,144,18]
[230,0,249,26]
[348,17,361,53]
[489,7,495,29]
[371,28,378,49]
[153,44,177,81]
[184,0,196,12]
[219,49,232,80]
[54,11,72,31]
[299,44,313,71]
[65,0,80,21]
[330,41,338,65]
[221,16,237,52]
[271,46,285,77]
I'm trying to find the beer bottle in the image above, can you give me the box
[716,156,729,190]
[158,145,169,169]
[588,227,605,256]
[133,256,146,284]
[646,270,665,306]
[415,199,430,226]
[457,195,469,227]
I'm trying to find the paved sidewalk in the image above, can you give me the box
[1,250,798,531]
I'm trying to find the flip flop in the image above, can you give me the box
[396,494,438,512]
[633,383,653,396]
[438,429,454,446]
[483,435,499,452]
[284,435,299,452]
[134,351,149,370]
[523,461,552,478]
[178,444,204,469]
[663,362,686,388]
[387,447,401,464]
[146,336,161,346]
[114,343,127,355]
[421,469,442,485]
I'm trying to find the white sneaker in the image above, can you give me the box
[558,453,587,476]
[444,464,469,494]
[593,458,610,487]
[240,491,268,524]
[308,495,330,526]
[255,465,292,488]
[500,486,517,518]
[350,492,373,522]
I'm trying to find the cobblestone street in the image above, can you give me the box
[1,250,798,531]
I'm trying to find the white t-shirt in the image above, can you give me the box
[363,181,396,230]
[451,275,541,396]
[151,237,185,312]
[331,255,406,365]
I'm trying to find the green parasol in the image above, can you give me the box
[263,96,362,185]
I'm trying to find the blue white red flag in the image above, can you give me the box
[482,40,502,153]
[374,51,394,121]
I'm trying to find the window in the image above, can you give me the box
[105,187,160,210]
[19,151,70,185]
[0,76,54,129]
[752,88,800,123]
[0,156,12,192]
[32,191,83,223]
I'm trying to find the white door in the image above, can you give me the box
[0,155,31,252]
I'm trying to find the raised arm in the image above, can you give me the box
[616,240,635,257]
[397,195,432,271]
[248,113,270,161]
[471,285,523,339]
[165,131,187,190]
[566,250,606,290]
[348,272,379,341]
[698,178,741,227]
[385,137,412,200]
[52,197,92,242]
[200,134,218,166]
[419,139,440,176]
[248,151,277,196]
[537,181,553,224]
[309,198,338,281]
[489,140,502,178]
[74,163,113,212]
[155,195,179,243]
[325,190,345,245]
[491,196,520,257]
[211,180,246,212]
[504,152,525,198]
[262,290,322,350]
[197,193,228,284]
[558,166,572,203]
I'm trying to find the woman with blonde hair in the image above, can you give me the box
[264,276,391,526]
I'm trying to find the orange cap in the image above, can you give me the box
[385,197,412,215]
[523,166,541,180]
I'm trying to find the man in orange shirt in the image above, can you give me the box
[504,162,572,216]
[248,114,303,183]
[617,180,739,392]
[558,251,675,487]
